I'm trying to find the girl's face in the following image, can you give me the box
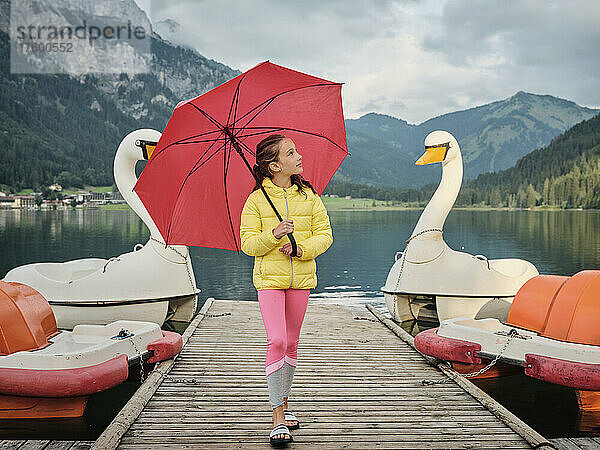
[271,138,303,176]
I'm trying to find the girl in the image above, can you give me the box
[240,134,333,446]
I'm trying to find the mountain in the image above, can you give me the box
[154,18,194,51]
[337,127,439,189]
[1,0,598,193]
[461,113,600,208]
[0,0,240,190]
[342,93,598,187]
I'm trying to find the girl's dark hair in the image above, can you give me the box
[253,134,316,196]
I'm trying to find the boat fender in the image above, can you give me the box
[147,331,183,364]
[414,328,482,364]
[525,354,600,391]
[0,354,128,397]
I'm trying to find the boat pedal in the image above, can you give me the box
[111,328,134,340]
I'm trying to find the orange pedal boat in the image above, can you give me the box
[415,270,600,411]
[0,280,183,418]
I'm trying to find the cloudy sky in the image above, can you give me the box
[139,0,600,124]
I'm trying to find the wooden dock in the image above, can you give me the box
[91,298,559,449]
[551,438,600,450]
[0,441,92,449]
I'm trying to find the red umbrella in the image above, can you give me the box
[134,61,347,251]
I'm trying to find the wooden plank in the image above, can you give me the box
[141,403,488,412]
[565,438,600,450]
[0,442,26,450]
[120,434,528,443]
[135,410,490,418]
[126,423,516,433]
[13,442,51,450]
[132,416,506,425]
[42,442,76,450]
[68,444,92,450]
[551,438,584,450]
[119,444,529,450]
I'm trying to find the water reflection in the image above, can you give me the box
[1,208,600,439]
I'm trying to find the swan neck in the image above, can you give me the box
[412,155,462,236]
[114,147,186,252]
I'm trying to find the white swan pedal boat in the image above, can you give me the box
[0,280,182,418]
[382,130,538,323]
[415,271,600,403]
[3,129,199,329]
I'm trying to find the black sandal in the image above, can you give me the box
[269,423,293,447]
[284,410,300,430]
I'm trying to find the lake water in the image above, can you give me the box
[1,207,599,439]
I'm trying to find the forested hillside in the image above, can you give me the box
[458,114,600,208]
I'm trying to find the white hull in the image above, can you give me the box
[49,294,197,330]
[438,317,600,366]
[384,292,512,323]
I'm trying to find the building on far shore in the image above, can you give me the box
[0,188,126,209]
[13,195,36,208]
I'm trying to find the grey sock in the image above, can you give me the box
[283,362,296,399]
[266,366,284,408]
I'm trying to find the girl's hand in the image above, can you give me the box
[280,243,303,257]
[272,219,294,239]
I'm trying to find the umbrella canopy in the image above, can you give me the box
[134,61,347,250]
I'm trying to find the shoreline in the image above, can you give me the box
[0,202,594,212]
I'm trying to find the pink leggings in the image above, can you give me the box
[258,289,310,376]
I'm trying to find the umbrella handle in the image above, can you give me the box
[256,182,298,257]
[287,233,298,258]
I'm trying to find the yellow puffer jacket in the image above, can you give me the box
[240,177,333,290]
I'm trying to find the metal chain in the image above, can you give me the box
[129,334,145,383]
[164,376,200,384]
[149,237,196,292]
[354,316,378,322]
[393,228,443,321]
[421,328,520,385]
[196,312,231,318]
[394,228,443,289]
[102,257,121,273]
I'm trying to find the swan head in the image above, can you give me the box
[116,129,161,164]
[415,130,460,166]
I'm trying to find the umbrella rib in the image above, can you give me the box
[237,126,347,153]
[164,137,226,244]
[234,138,257,159]
[147,129,223,162]
[172,136,232,146]
[227,73,244,130]
[188,103,227,131]
[177,129,223,144]
[231,82,341,130]
[232,98,276,141]
[223,137,240,252]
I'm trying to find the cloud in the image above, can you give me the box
[422,0,600,109]
[144,0,600,123]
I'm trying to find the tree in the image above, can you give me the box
[490,187,502,207]
[542,178,550,205]
[525,184,538,208]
